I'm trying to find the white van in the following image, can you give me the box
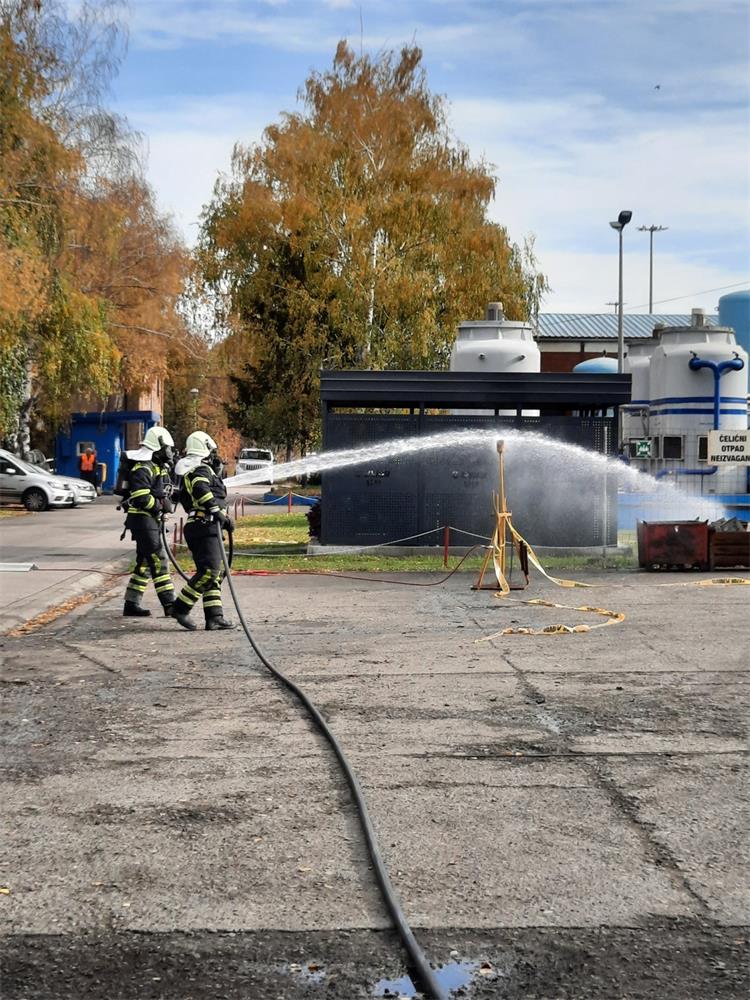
[236,447,275,484]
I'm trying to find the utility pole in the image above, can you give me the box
[637,224,668,312]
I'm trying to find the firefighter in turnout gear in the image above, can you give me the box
[122,425,177,618]
[172,431,235,631]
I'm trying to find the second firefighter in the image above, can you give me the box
[172,431,235,631]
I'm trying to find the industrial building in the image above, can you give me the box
[319,290,749,548]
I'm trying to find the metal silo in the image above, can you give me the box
[450,302,540,415]
[648,309,748,493]
[718,289,750,357]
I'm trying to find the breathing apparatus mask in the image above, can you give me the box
[208,450,224,476]
[155,443,175,468]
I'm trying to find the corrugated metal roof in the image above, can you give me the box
[535,313,719,340]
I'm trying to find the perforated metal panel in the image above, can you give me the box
[321,413,617,547]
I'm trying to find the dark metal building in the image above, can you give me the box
[319,370,631,549]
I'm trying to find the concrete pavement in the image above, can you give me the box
[0,498,129,633]
[1,567,748,998]
[0,487,272,634]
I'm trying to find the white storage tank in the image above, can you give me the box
[648,309,748,493]
[450,302,540,415]
[621,338,658,455]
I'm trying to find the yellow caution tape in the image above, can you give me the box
[507,521,593,589]
[476,598,625,640]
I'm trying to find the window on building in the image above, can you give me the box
[698,436,708,462]
[651,437,660,458]
[662,436,683,460]
[77,441,95,455]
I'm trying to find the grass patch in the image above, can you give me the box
[231,512,309,547]
[268,484,321,496]
[171,548,634,575]
[170,512,637,574]
[0,506,28,518]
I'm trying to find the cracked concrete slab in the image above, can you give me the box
[1,569,748,998]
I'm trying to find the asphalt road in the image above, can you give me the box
[1,567,748,998]
[0,498,128,633]
[0,487,272,634]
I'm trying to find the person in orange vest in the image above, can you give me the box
[79,447,98,490]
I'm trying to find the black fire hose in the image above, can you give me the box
[160,516,234,584]
[215,525,448,1000]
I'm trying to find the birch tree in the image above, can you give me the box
[200,42,547,453]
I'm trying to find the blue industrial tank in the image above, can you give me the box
[718,290,750,357]
[572,356,619,374]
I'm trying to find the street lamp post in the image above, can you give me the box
[189,387,200,423]
[609,210,633,374]
[637,224,668,312]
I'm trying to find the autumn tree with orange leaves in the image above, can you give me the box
[0,0,196,456]
[199,41,547,455]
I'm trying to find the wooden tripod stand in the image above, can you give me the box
[473,440,529,594]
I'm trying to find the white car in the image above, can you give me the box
[30,463,98,506]
[235,447,275,484]
[0,449,97,511]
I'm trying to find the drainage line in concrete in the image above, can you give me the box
[215,525,449,1000]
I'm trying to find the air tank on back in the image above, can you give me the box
[449,302,540,415]
[648,309,748,493]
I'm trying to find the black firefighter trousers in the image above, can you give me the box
[124,517,175,608]
[173,521,225,622]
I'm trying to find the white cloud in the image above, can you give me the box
[128,95,276,231]
[131,88,750,312]
[539,248,749,315]
[446,93,749,309]
[126,0,525,54]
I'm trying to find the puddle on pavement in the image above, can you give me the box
[374,959,495,997]
[278,957,498,995]
[279,961,326,984]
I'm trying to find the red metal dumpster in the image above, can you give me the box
[637,520,709,571]
[709,529,750,569]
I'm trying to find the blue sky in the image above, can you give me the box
[112,0,749,313]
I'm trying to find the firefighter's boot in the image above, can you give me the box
[123,601,151,618]
[205,616,235,631]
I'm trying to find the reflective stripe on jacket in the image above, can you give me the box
[127,461,169,517]
[183,464,227,521]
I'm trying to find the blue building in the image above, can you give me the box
[56,410,160,492]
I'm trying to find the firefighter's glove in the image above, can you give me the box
[215,510,234,533]
[160,496,175,514]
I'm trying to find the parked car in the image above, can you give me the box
[235,447,275,484]
[0,449,96,511]
[27,460,97,506]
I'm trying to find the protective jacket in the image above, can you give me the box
[174,462,229,623]
[180,462,227,525]
[125,460,172,525]
[123,458,175,610]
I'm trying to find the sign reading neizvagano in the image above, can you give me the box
[707,429,750,465]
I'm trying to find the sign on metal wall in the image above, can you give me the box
[707,429,750,465]
[634,439,651,459]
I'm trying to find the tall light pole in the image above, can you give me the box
[637,224,668,312]
[189,387,200,423]
[609,210,633,373]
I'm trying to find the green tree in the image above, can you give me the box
[200,41,547,454]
